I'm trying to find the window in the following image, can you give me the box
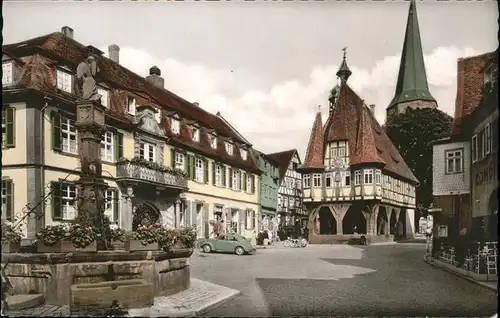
[484,64,496,93]
[240,149,248,161]
[192,127,200,142]
[446,149,463,174]
[303,174,311,188]
[364,169,374,185]
[312,174,321,187]
[215,165,223,187]
[211,135,217,149]
[225,142,233,156]
[1,107,15,149]
[101,131,114,162]
[325,173,332,187]
[485,123,492,155]
[175,152,185,170]
[62,183,77,220]
[354,170,361,185]
[97,87,109,109]
[194,158,204,182]
[232,170,240,191]
[2,62,13,86]
[56,69,72,93]
[494,118,499,151]
[139,141,156,162]
[345,171,351,186]
[478,130,485,160]
[472,135,478,162]
[1,179,14,220]
[171,118,180,134]
[246,175,252,193]
[375,169,381,185]
[61,118,78,154]
[127,97,136,115]
[104,189,118,222]
[154,110,161,124]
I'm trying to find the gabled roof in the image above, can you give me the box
[266,149,297,181]
[388,0,436,109]
[302,111,325,169]
[2,30,259,173]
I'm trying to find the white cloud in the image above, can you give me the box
[103,46,479,158]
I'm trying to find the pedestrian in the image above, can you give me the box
[303,226,309,241]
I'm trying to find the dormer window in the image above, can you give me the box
[97,87,109,109]
[154,109,161,124]
[240,149,248,161]
[211,135,217,149]
[56,69,72,93]
[192,127,200,142]
[2,62,13,86]
[484,63,497,93]
[171,118,180,134]
[127,97,136,115]
[225,142,233,156]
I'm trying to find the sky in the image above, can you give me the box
[2,1,498,158]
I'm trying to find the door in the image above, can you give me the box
[196,204,203,238]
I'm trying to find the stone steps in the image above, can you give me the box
[6,294,45,310]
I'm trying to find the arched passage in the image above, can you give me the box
[132,201,161,230]
[318,207,337,235]
[390,209,398,235]
[342,205,367,234]
[377,206,388,235]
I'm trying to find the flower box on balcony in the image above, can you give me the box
[125,240,159,252]
[2,241,21,253]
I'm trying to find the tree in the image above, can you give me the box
[385,108,453,221]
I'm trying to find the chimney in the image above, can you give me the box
[108,44,120,64]
[370,104,376,114]
[146,66,164,89]
[61,26,74,39]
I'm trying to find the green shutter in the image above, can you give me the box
[115,132,124,161]
[228,168,233,188]
[2,180,14,220]
[244,210,248,229]
[171,148,176,168]
[51,182,62,219]
[211,162,216,185]
[113,189,120,222]
[51,111,62,152]
[222,166,226,187]
[242,172,247,192]
[4,107,15,148]
[184,153,189,173]
[204,159,209,184]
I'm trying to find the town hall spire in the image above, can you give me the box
[386,0,437,121]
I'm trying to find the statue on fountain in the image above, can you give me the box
[76,54,102,102]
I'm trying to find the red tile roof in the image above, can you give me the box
[266,149,298,181]
[302,84,418,184]
[302,111,325,169]
[3,31,259,173]
[452,50,498,136]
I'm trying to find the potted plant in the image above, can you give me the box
[61,224,97,252]
[36,224,68,253]
[1,220,22,253]
[159,227,195,258]
[125,223,162,252]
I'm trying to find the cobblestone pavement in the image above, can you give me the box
[190,243,498,317]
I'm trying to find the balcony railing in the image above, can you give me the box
[116,161,187,188]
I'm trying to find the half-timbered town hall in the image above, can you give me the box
[299,52,419,244]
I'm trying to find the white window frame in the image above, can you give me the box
[240,149,248,161]
[215,165,223,187]
[354,170,361,186]
[171,118,180,135]
[175,152,185,170]
[127,97,136,115]
[104,189,116,222]
[303,174,311,188]
[211,135,217,149]
[61,117,78,154]
[312,174,322,187]
[139,141,156,162]
[485,123,491,155]
[445,149,463,174]
[97,87,109,109]
[344,171,351,186]
[246,174,252,193]
[192,127,200,142]
[364,169,374,185]
[325,173,332,187]
[375,169,382,185]
[2,62,13,86]
[472,135,478,163]
[56,69,72,93]
[62,183,77,221]
[232,170,240,191]
[195,158,204,182]
[101,131,114,162]
[225,142,234,156]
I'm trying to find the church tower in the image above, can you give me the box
[386,0,437,122]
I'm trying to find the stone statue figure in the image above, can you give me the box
[76,55,102,102]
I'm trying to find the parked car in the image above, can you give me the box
[198,233,256,255]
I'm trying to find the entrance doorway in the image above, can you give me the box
[318,207,337,234]
[342,205,367,234]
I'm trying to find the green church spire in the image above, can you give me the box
[388,0,436,108]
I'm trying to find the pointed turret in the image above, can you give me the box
[387,0,437,121]
[336,47,352,84]
[301,107,325,170]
